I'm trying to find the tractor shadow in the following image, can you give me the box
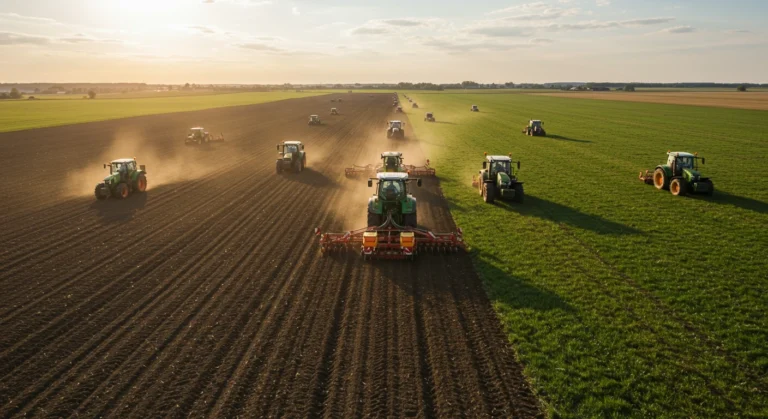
[89,192,148,223]
[499,195,641,235]
[282,168,338,189]
[546,134,592,144]
[691,190,768,214]
[433,121,457,125]
[473,252,573,312]
[358,247,573,315]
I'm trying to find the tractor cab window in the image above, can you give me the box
[491,161,510,174]
[384,156,399,170]
[676,156,693,169]
[112,162,127,174]
[192,130,203,138]
[126,161,136,172]
[380,180,404,200]
[390,121,402,129]
[284,144,298,154]
[531,121,542,128]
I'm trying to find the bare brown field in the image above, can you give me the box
[0,94,541,417]
[533,91,768,110]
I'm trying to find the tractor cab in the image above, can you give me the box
[389,121,403,130]
[107,159,137,176]
[530,120,543,129]
[483,155,520,178]
[667,152,701,175]
[189,127,206,139]
[369,172,421,198]
[380,151,404,172]
[471,105,479,112]
[331,108,338,115]
[278,141,304,155]
[308,115,321,125]
[426,112,433,119]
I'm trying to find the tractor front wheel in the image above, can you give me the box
[513,183,525,203]
[135,174,147,193]
[670,178,687,196]
[115,183,129,199]
[94,184,108,200]
[706,180,715,196]
[653,168,669,190]
[483,183,496,204]
[367,212,381,228]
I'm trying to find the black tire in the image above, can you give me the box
[513,183,525,203]
[94,184,108,200]
[115,183,129,199]
[653,168,668,190]
[706,180,715,196]
[367,212,381,228]
[483,183,496,204]
[403,212,417,228]
[276,161,282,174]
[302,156,307,169]
[134,174,147,193]
[670,178,687,196]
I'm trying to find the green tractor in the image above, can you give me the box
[472,153,524,204]
[522,119,546,136]
[367,172,422,228]
[276,141,307,174]
[640,151,714,196]
[94,158,147,200]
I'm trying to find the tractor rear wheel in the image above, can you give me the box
[135,174,147,193]
[483,183,496,204]
[367,212,381,228]
[276,161,282,174]
[653,168,668,190]
[670,178,687,196]
[115,183,129,199]
[706,180,715,196]
[403,212,417,228]
[513,183,525,203]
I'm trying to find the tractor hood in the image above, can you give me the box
[683,168,701,181]
[497,172,512,187]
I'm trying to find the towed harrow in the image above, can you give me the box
[345,151,436,178]
[314,213,465,259]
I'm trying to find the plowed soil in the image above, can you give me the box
[0,94,541,417]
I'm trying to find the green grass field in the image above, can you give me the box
[0,91,323,133]
[401,93,768,417]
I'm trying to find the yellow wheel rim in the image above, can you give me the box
[654,172,663,187]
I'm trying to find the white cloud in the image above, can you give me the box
[595,0,611,6]
[489,2,579,20]
[0,12,58,25]
[0,31,51,45]
[292,6,300,15]
[657,25,696,34]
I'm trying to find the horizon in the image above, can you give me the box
[1,0,766,84]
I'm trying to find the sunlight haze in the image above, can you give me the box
[1,0,766,83]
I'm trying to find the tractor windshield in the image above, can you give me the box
[192,130,203,138]
[491,161,510,174]
[531,121,542,128]
[111,162,130,174]
[379,180,404,200]
[284,144,298,154]
[676,156,694,169]
[384,156,400,170]
[390,122,402,129]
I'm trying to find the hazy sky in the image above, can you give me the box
[0,0,766,83]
